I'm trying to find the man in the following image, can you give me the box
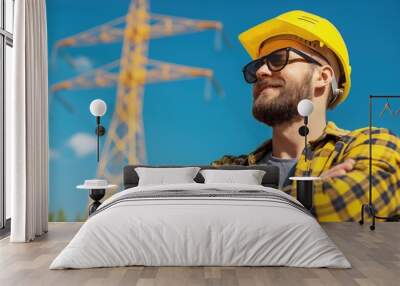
[212,10,400,221]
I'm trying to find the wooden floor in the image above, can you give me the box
[0,222,399,286]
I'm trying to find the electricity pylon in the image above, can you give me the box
[51,0,223,188]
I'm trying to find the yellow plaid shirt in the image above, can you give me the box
[211,121,400,221]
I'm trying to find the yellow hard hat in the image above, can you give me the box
[238,10,351,106]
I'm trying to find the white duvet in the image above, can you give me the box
[50,183,351,269]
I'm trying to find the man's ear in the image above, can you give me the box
[314,65,334,89]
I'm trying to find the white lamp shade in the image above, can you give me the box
[297,99,314,117]
[90,99,107,117]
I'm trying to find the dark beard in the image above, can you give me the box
[252,71,313,127]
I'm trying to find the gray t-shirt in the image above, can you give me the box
[257,151,297,189]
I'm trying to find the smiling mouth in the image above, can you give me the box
[253,83,283,99]
[259,85,282,95]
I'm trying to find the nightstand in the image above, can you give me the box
[77,180,118,215]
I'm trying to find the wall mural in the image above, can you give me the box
[47,0,400,221]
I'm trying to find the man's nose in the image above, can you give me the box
[255,63,273,81]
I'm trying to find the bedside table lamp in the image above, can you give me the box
[89,99,107,163]
[289,99,321,211]
[76,99,114,216]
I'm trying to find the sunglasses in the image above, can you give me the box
[242,47,323,84]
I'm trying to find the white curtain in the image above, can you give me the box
[7,0,49,242]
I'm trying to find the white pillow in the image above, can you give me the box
[135,167,201,186]
[200,169,266,185]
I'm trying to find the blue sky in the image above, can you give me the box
[47,0,400,220]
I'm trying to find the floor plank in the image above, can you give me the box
[0,222,399,286]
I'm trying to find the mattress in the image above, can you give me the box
[50,183,351,269]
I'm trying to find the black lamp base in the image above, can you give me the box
[88,189,105,215]
[296,180,313,210]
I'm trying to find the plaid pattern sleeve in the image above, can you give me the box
[211,139,272,167]
[308,127,400,221]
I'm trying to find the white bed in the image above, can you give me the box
[50,183,351,269]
